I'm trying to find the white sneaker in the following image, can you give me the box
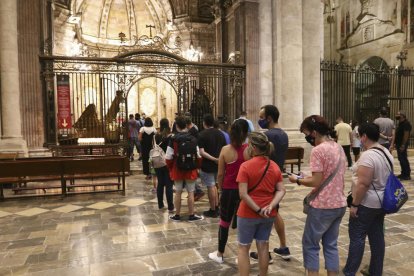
[208,251,224,264]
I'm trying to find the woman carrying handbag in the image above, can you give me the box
[288,115,347,276]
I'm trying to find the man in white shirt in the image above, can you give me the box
[335,116,353,167]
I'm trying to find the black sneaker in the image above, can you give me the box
[400,176,412,181]
[273,247,291,261]
[249,252,273,264]
[203,209,218,218]
[169,214,181,221]
[188,214,204,221]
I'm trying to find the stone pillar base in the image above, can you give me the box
[0,138,29,157]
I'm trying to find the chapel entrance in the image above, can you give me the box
[40,47,245,146]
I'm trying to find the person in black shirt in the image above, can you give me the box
[154,118,174,212]
[391,110,412,180]
[198,114,227,217]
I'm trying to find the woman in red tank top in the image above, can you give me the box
[208,119,249,264]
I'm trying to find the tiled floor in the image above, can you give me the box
[0,154,413,275]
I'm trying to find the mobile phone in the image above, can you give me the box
[286,172,303,178]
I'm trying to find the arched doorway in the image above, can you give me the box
[355,56,390,123]
[125,76,178,127]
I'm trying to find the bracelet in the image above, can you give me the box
[256,208,262,214]
[351,203,360,208]
[296,178,301,185]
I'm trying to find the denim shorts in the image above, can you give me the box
[199,171,217,187]
[237,217,275,245]
[174,180,195,193]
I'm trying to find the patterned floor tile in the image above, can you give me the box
[15,208,49,217]
[0,210,12,218]
[52,204,83,213]
[86,202,116,210]
[119,198,146,207]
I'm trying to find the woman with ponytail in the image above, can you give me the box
[236,132,286,276]
[208,119,249,264]
[288,115,346,276]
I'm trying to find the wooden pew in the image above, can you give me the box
[0,156,129,199]
[284,147,304,173]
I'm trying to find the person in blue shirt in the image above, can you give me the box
[238,111,255,133]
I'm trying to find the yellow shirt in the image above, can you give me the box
[335,122,352,146]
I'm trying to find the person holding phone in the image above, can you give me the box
[288,115,347,276]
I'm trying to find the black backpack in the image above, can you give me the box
[175,133,198,171]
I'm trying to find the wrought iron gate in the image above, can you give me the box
[321,60,414,147]
[40,51,245,146]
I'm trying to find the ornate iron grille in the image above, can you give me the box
[321,60,414,147]
[40,53,245,147]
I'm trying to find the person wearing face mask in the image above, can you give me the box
[288,115,347,276]
[343,123,392,276]
[236,132,286,276]
[249,105,291,263]
[391,110,412,180]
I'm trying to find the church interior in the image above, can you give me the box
[0,0,414,275]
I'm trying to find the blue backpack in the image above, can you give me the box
[372,147,408,214]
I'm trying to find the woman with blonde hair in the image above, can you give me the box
[236,132,286,276]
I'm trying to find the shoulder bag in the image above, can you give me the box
[231,159,270,229]
[371,147,408,214]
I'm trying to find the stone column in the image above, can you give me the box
[0,0,28,156]
[302,0,323,117]
[259,0,274,106]
[276,0,304,130]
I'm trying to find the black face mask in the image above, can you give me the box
[305,134,315,146]
[396,115,401,120]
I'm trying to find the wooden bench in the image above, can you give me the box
[0,156,129,199]
[284,146,304,173]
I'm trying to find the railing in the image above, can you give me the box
[321,61,414,147]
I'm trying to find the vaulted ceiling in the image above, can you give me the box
[66,0,213,45]
[69,0,173,45]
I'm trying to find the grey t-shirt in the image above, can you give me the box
[373,117,395,145]
[352,147,393,208]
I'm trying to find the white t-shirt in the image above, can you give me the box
[335,122,352,146]
[351,126,361,148]
[352,147,393,208]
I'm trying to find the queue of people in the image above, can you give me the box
[128,105,411,276]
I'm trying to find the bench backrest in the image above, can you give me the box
[0,159,63,177]
[63,156,128,174]
[0,156,129,178]
[285,147,304,160]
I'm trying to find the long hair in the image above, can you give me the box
[230,119,248,147]
[159,118,170,138]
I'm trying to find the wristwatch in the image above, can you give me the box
[296,178,301,185]
[256,208,262,214]
[351,203,360,208]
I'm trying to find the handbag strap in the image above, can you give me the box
[308,144,343,201]
[371,147,393,172]
[248,159,270,194]
[367,146,393,206]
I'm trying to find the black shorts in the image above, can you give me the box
[352,147,360,156]
[220,189,240,223]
